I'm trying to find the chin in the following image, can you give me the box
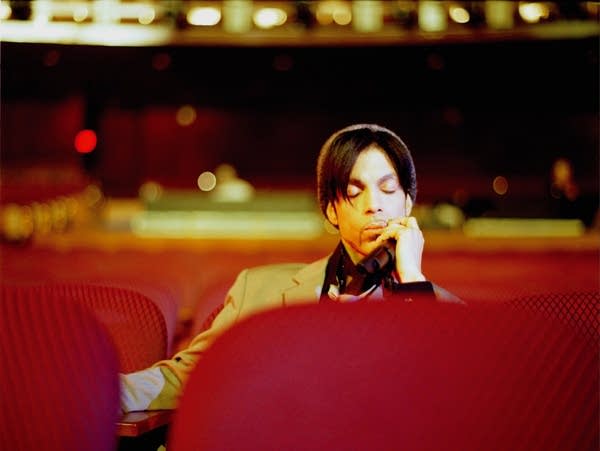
[360,242,379,257]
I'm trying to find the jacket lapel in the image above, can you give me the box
[282,256,330,306]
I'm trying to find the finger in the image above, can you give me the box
[378,222,405,242]
[388,217,411,227]
[405,216,419,229]
[376,226,398,243]
[396,216,419,228]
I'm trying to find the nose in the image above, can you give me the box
[363,188,383,214]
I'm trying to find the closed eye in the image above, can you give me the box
[347,189,361,198]
[380,179,400,194]
[346,182,363,198]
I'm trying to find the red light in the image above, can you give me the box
[74,129,97,154]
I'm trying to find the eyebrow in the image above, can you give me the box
[348,173,398,187]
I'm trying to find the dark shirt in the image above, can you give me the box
[320,242,434,303]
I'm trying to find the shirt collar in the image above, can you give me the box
[320,242,383,302]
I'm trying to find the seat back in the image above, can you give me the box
[506,290,599,347]
[0,286,120,451]
[168,301,598,451]
[1,283,170,372]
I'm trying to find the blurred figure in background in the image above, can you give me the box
[549,157,598,227]
[210,163,255,202]
[551,157,579,204]
[120,123,463,413]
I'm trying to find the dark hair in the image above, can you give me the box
[316,124,417,218]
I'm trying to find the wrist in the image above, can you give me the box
[388,280,435,298]
[398,272,426,283]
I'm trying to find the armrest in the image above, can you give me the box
[117,410,173,437]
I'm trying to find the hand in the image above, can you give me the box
[375,216,426,282]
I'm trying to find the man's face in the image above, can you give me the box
[326,146,411,263]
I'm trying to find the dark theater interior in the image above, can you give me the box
[1,1,599,450]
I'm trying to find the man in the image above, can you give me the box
[120,123,462,412]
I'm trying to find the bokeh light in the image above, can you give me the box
[449,5,470,24]
[316,1,351,26]
[73,5,89,22]
[518,2,550,23]
[43,49,60,67]
[152,52,171,71]
[176,105,197,127]
[197,171,217,191]
[74,129,97,154]
[273,53,293,72]
[139,181,163,202]
[138,5,155,25]
[493,176,509,195]
[0,2,12,20]
[253,7,287,29]
[187,7,221,26]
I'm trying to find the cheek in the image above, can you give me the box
[335,206,358,227]
[388,195,407,216]
[337,212,362,240]
[400,201,408,216]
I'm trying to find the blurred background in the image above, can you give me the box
[1,1,598,342]
[2,1,599,226]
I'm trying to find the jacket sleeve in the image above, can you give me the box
[120,269,249,412]
[432,283,466,305]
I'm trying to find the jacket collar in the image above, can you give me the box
[282,256,330,306]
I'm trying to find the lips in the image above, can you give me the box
[364,219,388,230]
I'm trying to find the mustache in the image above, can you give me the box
[363,219,389,231]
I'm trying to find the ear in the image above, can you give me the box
[405,195,413,216]
[326,202,338,227]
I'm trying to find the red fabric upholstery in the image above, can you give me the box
[168,301,598,451]
[506,290,599,347]
[0,245,187,336]
[0,286,120,451]
[1,283,170,372]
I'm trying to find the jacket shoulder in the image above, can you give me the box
[244,262,309,277]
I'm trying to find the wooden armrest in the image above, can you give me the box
[117,410,173,437]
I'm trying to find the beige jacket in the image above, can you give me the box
[120,257,461,412]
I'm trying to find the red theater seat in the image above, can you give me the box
[1,283,171,372]
[0,287,120,451]
[168,301,598,451]
[506,290,599,347]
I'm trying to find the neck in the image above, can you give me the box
[339,240,365,265]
